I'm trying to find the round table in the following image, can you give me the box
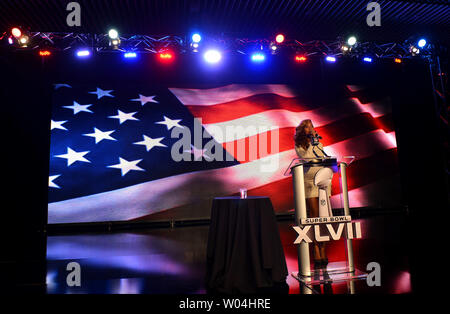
[205,196,288,293]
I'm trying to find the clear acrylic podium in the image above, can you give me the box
[285,156,367,292]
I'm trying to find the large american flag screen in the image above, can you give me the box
[48,83,401,224]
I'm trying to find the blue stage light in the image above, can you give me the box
[251,53,265,62]
[192,33,201,43]
[204,49,222,64]
[124,52,137,58]
[418,39,427,48]
[76,50,90,57]
[325,56,336,63]
[363,57,373,63]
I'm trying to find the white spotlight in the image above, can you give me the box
[108,29,119,39]
[19,35,29,47]
[347,36,357,46]
[418,39,427,48]
[192,33,201,43]
[204,49,222,64]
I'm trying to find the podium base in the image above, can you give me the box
[291,262,367,285]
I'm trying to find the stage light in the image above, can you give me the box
[295,55,307,62]
[409,46,420,56]
[418,38,427,48]
[347,36,357,46]
[325,56,336,63]
[275,34,285,44]
[39,50,51,57]
[394,58,402,63]
[110,38,121,49]
[76,49,91,57]
[341,45,350,53]
[11,27,22,38]
[18,35,29,47]
[159,51,174,62]
[192,33,201,43]
[204,49,222,64]
[363,57,372,63]
[251,53,265,62]
[7,37,14,45]
[124,52,137,58]
[159,52,173,59]
[108,29,119,39]
[190,42,199,52]
[269,42,278,54]
[107,29,120,49]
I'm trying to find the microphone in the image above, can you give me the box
[308,132,322,146]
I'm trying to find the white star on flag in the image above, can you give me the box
[54,83,72,90]
[49,175,61,189]
[108,110,139,124]
[156,116,183,130]
[131,94,158,106]
[83,127,117,144]
[63,101,93,115]
[184,144,213,161]
[134,135,167,151]
[51,120,68,131]
[55,147,91,166]
[89,87,114,99]
[108,157,145,176]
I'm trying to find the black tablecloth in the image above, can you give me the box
[205,196,288,293]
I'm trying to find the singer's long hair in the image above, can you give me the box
[294,119,312,150]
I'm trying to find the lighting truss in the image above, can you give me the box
[1,32,185,54]
[0,31,440,60]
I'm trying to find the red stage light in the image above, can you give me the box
[158,51,174,62]
[11,27,21,38]
[295,55,307,62]
[394,58,402,63]
[275,34,285,44]
[39,50,51,57]
[160,53,172,59]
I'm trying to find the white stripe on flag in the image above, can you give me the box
[169,84,297,106]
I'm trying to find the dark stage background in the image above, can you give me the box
[1,50,448,292]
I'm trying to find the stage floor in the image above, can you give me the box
[46,213,411,294]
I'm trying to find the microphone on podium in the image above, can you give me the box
[308,131,322,146]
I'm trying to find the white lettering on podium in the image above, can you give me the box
[293,225,312,243]
[314,225,330,242]
[346,222,354,239]
[293,221,362,244]
[326,223,345,240]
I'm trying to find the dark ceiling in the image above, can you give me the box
[1,0,449,43]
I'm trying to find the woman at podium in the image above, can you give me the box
[294,119,330,269]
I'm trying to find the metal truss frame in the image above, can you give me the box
[1,31,441,60]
